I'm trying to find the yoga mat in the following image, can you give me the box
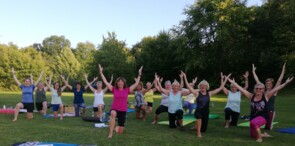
[0,109,15,114]
[106,108,135,115]
[43,113,76,118]
[238,121,278,128]
[82,116,110,123]
[158,114,221,126]
[276,127,295,134]
[12,141,79,146]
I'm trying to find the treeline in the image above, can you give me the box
[0,0,295,91]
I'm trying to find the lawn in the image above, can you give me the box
[0,90,294,146]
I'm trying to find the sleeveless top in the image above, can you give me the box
[250,94,269,120]
[134,91,145,107]
[144,90,154,103]
[225,91,241,113]
[196,91,210,112]
[168,91,182,113]
[35,88,46,103]
[267,95,275,111]
[93,90,104,107]
[160,93,169,107]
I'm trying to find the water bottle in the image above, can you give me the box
[3,105,6,109]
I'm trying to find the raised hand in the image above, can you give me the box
[60,75,65,80]
[179,71,184,78]
[252,64,256,72]
[192,77,198,85]
[285,77,294,84]
[243,71,249,78]
[11,67,15,74]
[93,77,98,81]
[84,73,88,79]
[98,64,103,73]
[159,77,163,83]
[138,66,143,75]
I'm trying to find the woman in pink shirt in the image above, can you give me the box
[98,64,143,138]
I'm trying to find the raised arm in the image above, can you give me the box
[155,74,170,95]
[179,71,184,89]
[252,64,262,84]
[11,67,21,86]
[129,66,143,92]
[209,73,230,96]
[221,73,229,96]
[228,78,252,100]
[266,77,293,99]
[243,71,249,90]
[44,77,51,89]
[60,75,72,90]
[44,75,52,91]
[34,69,44,86]
[30,73,34,86]
[103,75,113,93]
[183,72,198,97]
[98,64,113,91]
[85,77,98,90]
[84,74,96,93]
[274,62,286,89]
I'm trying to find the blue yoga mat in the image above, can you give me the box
[276,127,295,134]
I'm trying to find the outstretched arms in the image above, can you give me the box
[227,78,252,100]
[84,74,96,93]
[243,71,249,90]
[11,67,21,86]
[103,75,113,93]
[155,74,170,95]
[183,72,198,97]
[252,64,262,84]
[34,70,44,86]
[209,73,230,96]
[129,66,143,92]
[98,64,113,91]
[84,77,98,90]
[60,75,71,90]
[273,63,286,95]
[266,77,293,99]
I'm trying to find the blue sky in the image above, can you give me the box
[0,0,263,48]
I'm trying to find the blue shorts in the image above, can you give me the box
[52,104,60,112]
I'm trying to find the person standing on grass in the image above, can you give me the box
[98,64,143,138]
[144,82,157,114]
[252,63,286,130]
[84,74,113,119]
[61,75,97,117]
[222,71,249,128]
[155,72,190,130]
[11,67,44,121]
[34,76,51,116]
[183,72,229,138]
[151,80,171,124]
[227,76,293,142]
[45,76,67,120]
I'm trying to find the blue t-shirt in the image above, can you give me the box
[20,84,35,103]
[72,87,85,104]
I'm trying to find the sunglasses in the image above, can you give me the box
[255,88,264,90]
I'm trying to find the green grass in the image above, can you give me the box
[0,90,295,146]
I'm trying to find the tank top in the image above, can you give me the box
[225,91,241,113]
[250,94,269,120]
[93,90,104,107]
[35,88,46,103]
[144,90,154,103]
[196,91,210,112]
[267,95,275,111]
[134,91,145,107]
[168,91,182,113]
[160,93,169,107]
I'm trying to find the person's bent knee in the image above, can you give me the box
[16,103,23,108]
[110,110,117,118]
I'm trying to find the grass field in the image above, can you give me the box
[0,90,295,146]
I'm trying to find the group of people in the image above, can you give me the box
[10,63,293,142]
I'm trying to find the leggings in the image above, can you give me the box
[250,116,267,139]
[74,103,86,117]
[168,109,183,128]
[265,111,275,130]
[194,109,209,132]
[224,108,240,126]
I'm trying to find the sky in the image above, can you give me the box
[0,0,263,48]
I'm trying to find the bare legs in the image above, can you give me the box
[108,110,117,138]
[12,103,23,121]
[41,101,47,115]
[196,119,202,138]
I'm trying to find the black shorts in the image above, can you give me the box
[111,110,127,127]
[147,102,153,107]
[35,101,46,111]
[155,105,168,115]
[194,109,209,119]
[23,103,34,113]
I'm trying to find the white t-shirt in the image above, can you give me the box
[93,90,104,107]
[50,87,62,104]
[225,91,241,113]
